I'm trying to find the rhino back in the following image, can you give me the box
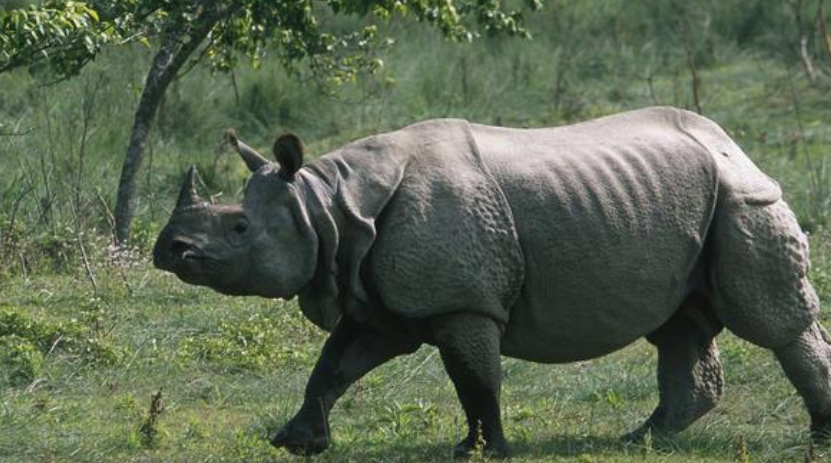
[474,107,721,362]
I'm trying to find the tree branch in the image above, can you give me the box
[0,127,35,137]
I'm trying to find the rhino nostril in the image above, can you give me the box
[171,239,191,257]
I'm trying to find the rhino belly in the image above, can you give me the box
[473,117,719,363]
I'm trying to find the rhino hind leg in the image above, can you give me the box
[432,312,509,458]
[709,198,831,439]
[710,199,818,349]
[773,322,831,441]
[625,294,724,442]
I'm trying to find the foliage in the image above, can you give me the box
[0,307,81,352]
[0,3,830,461]
[0,334,43,387]
[0,1,118,77]
[0,307,124,366]
[1,263,830,461]
[0,0,539,83]
[139,389,166,448]
[179,311,318,371]
[0,1,828,271]
[1,0,544,244]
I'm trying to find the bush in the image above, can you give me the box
[0,308,73,352]
[179,312,314,372]
[0,334,43,387]
[0,308,125,365]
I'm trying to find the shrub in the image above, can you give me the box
[0,308,73,352]
[179,312,314,372]
[0,334,43,387]
[0,308,124,365]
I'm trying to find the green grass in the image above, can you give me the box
[2,3,831,460]
[1,67,830,461]
[1,228,831,462]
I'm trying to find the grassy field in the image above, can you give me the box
[2,84,831,461]
[3,2,831,461]
[2,231,831,463]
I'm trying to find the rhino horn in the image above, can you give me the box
[176,165,203,209]
[227,128,269,172]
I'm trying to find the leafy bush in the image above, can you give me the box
[0,334,43,387]
[0,308,78,352]
[179,312,314,372]
[0,308,124,365]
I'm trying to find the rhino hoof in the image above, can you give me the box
[811,415,831,444]
[621,429,645,445]
[452,437,509,459]
[621,419,676,444]
[270,421,330,456]
[621,424,656,444]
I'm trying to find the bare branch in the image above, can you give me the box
[0,127,35,137]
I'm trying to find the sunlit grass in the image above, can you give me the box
[1,11,830,461]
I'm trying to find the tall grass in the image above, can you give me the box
[0,0,830,278]
[1,3,831,462]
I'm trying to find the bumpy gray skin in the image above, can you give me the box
[153,107,830,457]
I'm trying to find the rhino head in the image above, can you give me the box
[153,132,318,298]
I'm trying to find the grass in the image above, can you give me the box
[2,3,831,461]
[1,227,831,462]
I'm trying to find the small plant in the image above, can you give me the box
[469,421,488,463]
[377,399,438,439]
[76,336,124,366]
[0,334,43,387]
[734,434,750,463]
[0,308,67,352]
[179,312,314,371]
[805,441,816,463]
[642,428,653,456]
[139,389,165,448]
[0,307,125,366]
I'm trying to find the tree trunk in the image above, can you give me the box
[799,34,817,84]
[818,0,831,74]
[683,36,703,115]
[113,20,217,243]
[789,0,818,85]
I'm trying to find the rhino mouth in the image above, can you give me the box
[169,255,214,287]
[171,245,209,272]
[154,236,208,274]
[154,232,243,293]
[180,249,205,262]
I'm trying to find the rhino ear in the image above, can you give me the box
[176,166,203,209]
[227,128,269,172]
[273,133,304,180]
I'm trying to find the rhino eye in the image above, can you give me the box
[232,221,248,234]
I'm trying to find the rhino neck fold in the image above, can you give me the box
[295,168,344,331]
[294,146,410,332]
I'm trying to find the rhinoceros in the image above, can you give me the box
[153,107,829,457]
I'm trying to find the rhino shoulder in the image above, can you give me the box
[368,120,524,324]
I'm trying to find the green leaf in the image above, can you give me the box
[86,8,100,23]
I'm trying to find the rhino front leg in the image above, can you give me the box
[272,316,421,456]
[773,322,831,441]
[432,313,508,458]
[625,295,724,441]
